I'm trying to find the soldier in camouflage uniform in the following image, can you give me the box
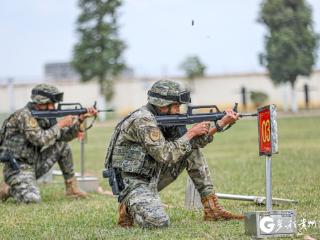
[0,84,97,203]
[105,79,244,228]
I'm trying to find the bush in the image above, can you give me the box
[250,91,268,107]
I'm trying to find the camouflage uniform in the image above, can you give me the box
[106,80,214,228]
[0,85,80,203]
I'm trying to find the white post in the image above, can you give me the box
[282,83,289,112]
[97,95,106,121]
[7,78,14,112]
[290,84,298,113]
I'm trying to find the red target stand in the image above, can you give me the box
[244,105,297,238]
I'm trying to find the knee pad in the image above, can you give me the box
[155,217,169,228]
[22,192,41,204]
[137,214,170,228]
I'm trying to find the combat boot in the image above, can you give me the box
[65,177,88,198]
[0,182,10,202]
[201,193,244,221]
[118,202,134,228]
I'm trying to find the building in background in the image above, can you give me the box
[44,62,80,82]
[1,70,319,115]
[44,62,135,82]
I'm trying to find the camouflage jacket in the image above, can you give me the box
[0,102,80,164]
[106,105,213,178]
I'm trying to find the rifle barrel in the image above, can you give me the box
[98,109,114,112]
[239,113,258,117]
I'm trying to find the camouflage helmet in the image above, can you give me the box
[147,80,191,107]
[31,84,64,104]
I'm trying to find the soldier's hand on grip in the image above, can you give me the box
[186,121,210,140]
[79,107,98,122]
[219,109,239,127]
[57,115,75,128]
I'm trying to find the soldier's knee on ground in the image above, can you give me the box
[134,211,170,228]
[21,192,41,204]
[6,170,41,204]
[151,216,169,228]
[124,181,170,228]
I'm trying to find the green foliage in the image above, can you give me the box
[179,56,206,80]
[259,0,319,87]
[72,0,126,102]
[1,116,320,239]
[250,90,269,107]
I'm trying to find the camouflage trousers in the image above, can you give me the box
[3,141,74,203]
[121,148,213,228]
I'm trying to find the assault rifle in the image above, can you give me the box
[31,102,113,119]
[31,102,113,130]
[155,103,257,129]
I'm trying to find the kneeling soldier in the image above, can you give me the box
[105,80,244,228]
[0,84,97,203]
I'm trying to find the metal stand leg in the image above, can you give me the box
[81,139,85,177]
[266,156,272,211]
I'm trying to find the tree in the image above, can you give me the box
[259,0,319,112]
[72,0,126,102]
[179,55,206,92]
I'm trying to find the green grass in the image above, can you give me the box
[0,116,320,239]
